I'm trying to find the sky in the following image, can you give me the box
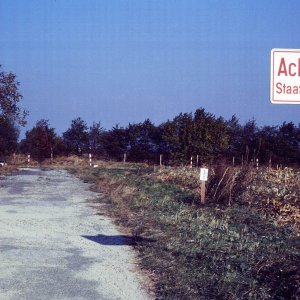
[0,0,299,137]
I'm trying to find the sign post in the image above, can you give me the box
[199,168,208,204]
[271,49,300,104]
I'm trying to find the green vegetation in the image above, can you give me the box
[0,65,27,158]
[73,162,299,299]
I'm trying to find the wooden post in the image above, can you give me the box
[200,180,206,204]
[190,156,193,168]
[199,168,208,204]
[196,155,199,168]
[160,154,162,167]
[123,153,126,164]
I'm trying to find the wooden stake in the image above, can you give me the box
[200,180,206,204]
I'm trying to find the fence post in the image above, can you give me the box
[196,155,199,168]
[123,153,126,164]
[190,156,193,168]
[200,168,209,204]
[160,154,162,167]
[232,156,235,166]
[89,153,92,167]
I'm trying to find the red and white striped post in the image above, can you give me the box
[89,153,92,167]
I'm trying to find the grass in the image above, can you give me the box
[72,162,300,299]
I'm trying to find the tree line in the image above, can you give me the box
[18,114,300,166]
[1,65,299,166]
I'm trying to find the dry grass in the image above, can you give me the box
[72,162,300,299]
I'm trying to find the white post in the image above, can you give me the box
[190,156,193,168]
[196,155,199,168]
[50,147,53,161]
[27,154,30,164]
[123,153,126,164]
[89,153,92,167]
[256,158,259,170]
[232,156,235,166]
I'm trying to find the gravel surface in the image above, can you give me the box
[0,168,152,300]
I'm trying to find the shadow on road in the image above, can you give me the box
[82,234,155,246]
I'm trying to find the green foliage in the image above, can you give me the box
[126,119,159,162]
[101,124,128,160]
[0,117,19,156]
[160,108,229,164]
[0,65,28,127]
[20,119,58,162]
[0,65,27,157]
[89,121,105,156]
[62,117,89,155]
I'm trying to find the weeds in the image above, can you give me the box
[74,162,300,299]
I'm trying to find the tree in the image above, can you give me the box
[192,108,228,163]
[0,117,19,157]
[0,65,27,126]
[62,117,89,155]
[275,122,300,164]
[20,120,58,162]
[126,119,158,162]
[0,65,28,156]
[89,122,105,157]
[101,124,128,160]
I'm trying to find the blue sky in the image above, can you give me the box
[0,0,299,135]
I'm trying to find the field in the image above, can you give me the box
[68,159,299,299]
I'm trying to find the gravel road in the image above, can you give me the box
[0,168,152,300]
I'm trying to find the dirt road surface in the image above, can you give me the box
[0,168,152,300]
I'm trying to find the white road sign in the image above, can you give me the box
[200,168,208,181]
[271,49,300,104]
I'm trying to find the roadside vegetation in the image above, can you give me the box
[68,160,300,299]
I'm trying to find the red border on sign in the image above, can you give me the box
[271,49,300,103]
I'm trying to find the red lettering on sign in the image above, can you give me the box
[289,63,296,76]
[278,58,287,76]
